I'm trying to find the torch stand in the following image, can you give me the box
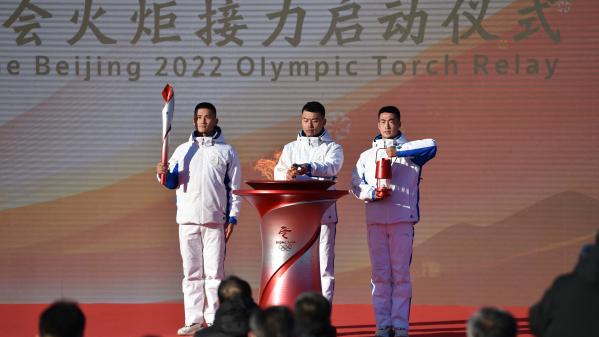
[234,180,347,307]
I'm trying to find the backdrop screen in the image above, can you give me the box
[1,0,598,305]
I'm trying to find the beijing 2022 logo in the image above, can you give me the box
[276,225,295,251]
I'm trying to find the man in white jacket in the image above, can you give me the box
[351,106,436,337]
[274,101,344,302]
[156,102,241,336]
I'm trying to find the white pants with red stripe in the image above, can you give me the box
[179,223,225,326]
[320,222,337,302]
[367,222,415,330]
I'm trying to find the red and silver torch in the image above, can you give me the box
[160,84,175,185]
[375,149,392,199]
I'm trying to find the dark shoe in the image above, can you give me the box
[374,326,393,337]
[393,327,408,337]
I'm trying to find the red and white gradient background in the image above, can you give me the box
[1,0,597,306]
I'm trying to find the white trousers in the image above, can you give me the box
[367,222,414,329]
[179,223,225,326]
[320,222,337,302]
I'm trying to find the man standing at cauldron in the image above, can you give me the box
[350,106,437,337]
[274,101,344,303]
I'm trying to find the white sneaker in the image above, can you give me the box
[177,323,203,336]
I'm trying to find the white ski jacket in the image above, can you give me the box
[162,127,241,225]
[351,134,436,224]
[274,129,344,223]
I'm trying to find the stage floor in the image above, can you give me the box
[1,304,532,337]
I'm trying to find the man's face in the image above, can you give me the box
[378,112,401,139]
[194,108,218,134]
[301,110,326,137]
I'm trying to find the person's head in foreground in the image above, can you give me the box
[218,275,254,304]
[467,307,517,337]
[294,292,335,337]
[249,306,294,337]
[39,300,85,337]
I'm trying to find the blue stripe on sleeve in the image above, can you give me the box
[397,145,437,166]
[224,164,232,218]
[164,163,179,189]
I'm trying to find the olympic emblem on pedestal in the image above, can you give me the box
[276,225,295,251]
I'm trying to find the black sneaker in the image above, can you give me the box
[393,327,408,337]
[374,326,393,337]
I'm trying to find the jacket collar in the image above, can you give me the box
[189,126,224,146]
[372,132,407,148]
[297,128,332,147]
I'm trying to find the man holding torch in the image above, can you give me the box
[274,101,344,302]
[350,106,436,337]
[156,102,241,336]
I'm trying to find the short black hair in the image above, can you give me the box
[194,102,217,117]
[250,306,294,337]
[467,307,517,337]
[295,292,331,322]
[302,101,325,118]
[39,300,85,337]
[218,275,253,303]
[378,106,400,121]
[294,292,335,337]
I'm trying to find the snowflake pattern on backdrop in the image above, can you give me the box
[557,0,571,14]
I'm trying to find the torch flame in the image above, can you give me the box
[253,150,282,180]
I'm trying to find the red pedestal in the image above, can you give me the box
[234,180,348,308]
